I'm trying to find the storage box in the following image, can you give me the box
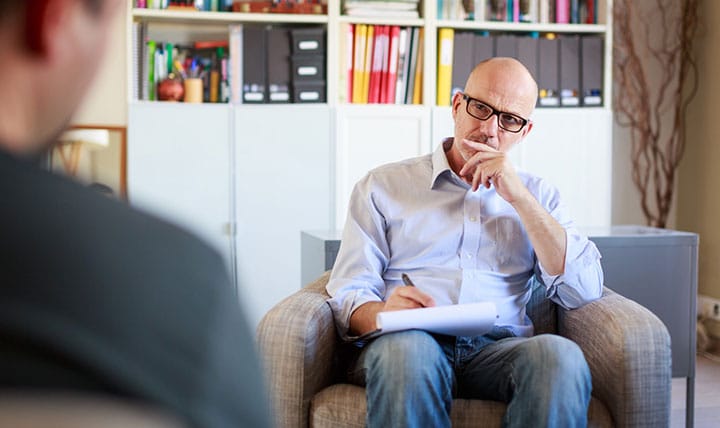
[292,82,326,103]
[291,54,325,82]
[290,27,326,54]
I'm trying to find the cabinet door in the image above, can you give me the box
[521,108,612,227]
[128,102,232,264]
[335,105,431,224]
[233,105,332,327]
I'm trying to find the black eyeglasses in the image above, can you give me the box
[461,93,529,133]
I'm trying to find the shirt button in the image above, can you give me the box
[466,253,473,259]
[469,216,477,222]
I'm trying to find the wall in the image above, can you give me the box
[677,0,720,300]
[71,4,127,126]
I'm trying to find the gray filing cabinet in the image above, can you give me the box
[301,225,699,427]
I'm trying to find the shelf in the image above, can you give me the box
[132,8,329,25]
[436,20,607,34]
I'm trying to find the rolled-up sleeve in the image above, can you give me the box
[532,179,604,309]
[536,227,604,309]
[326,175,389,341]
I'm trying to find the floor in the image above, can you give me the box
[671,353,720,427]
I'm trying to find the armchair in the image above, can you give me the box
[257,271,671,427]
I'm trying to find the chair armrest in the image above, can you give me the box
[558,287,671,428]
[256,271,336,428]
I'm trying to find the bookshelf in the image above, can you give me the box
[126,0,614,326]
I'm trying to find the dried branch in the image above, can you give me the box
[613,0,699,227]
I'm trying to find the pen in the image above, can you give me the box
[401,273,415,287]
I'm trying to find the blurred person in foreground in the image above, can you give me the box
[0,1,269,426]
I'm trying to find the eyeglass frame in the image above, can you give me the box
[460,93,530,133]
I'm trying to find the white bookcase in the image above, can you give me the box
[126,0,613,325]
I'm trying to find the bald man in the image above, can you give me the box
[327,58,604,427]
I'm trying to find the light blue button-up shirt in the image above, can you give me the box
[327,139,604,342]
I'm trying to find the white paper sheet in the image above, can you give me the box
[375,302,498,337]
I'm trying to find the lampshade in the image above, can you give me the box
[58,129,110,150]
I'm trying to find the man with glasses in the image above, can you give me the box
[327,58,603,427]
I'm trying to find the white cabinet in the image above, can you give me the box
[233,105,332,325]
[128,103,332,326]
[334,105,431,224]
[128,102,233,265]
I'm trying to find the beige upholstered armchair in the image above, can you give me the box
[257,271,671,428]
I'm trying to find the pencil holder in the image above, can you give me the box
[183,78,203,103]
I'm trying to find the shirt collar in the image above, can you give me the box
[430,138,462,189]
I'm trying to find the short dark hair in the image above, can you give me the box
[0,0,104,19]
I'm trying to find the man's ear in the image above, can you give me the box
[520,121,533,140]
[451,91,463,120]
[24,0,69,57]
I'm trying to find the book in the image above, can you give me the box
[372,301,498,337]
[556,0,569,23]
[385,26,401,104]
[411,28,424,105]
[378,26,391,104]
[394,27,410,104]
[352,24,367,103]
[229,24,243,104]
[404,27,419,105]
[368,25,384,103]
[436,28,454,106]
[339,23,354,103]
[361,24,375,103]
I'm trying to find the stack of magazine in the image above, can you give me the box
[344,0,421,18]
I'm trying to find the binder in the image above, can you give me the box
[411,28,424,105]
[537,36,559,106]
[394,27,410,104]
[229,24,243,104]
[581,35,603,106]
[352,24,367,104]
[559,35,580,106]
[473,33,494,65]
[378,26,391,104]
[494,34,517,58]
[242,25,266,103]
[339,23,353,103]
[516,35,539,81]
[266,27,291,103]
[368,25,385,104]
[451,31,474,100]
[436,28,454,106]
[361,25,375,104]
[405,27,420,105]
[385,26,401,104]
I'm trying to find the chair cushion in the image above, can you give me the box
[310,384,614,428]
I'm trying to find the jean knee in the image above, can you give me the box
[521,335,590,382]
[363,330,450,384]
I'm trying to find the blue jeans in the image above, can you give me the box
[347,329,591,428]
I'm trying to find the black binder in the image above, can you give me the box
[266,27,291,103]
[537,37,559,107]
[581,35,603,106]
[559,35,581,106]
[243,25,267,103]
[451,32,474,98]
[494,34,517,58]
[516,36,538,81]
[473,33,493,66]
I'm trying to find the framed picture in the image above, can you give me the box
[50,124,127,200]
